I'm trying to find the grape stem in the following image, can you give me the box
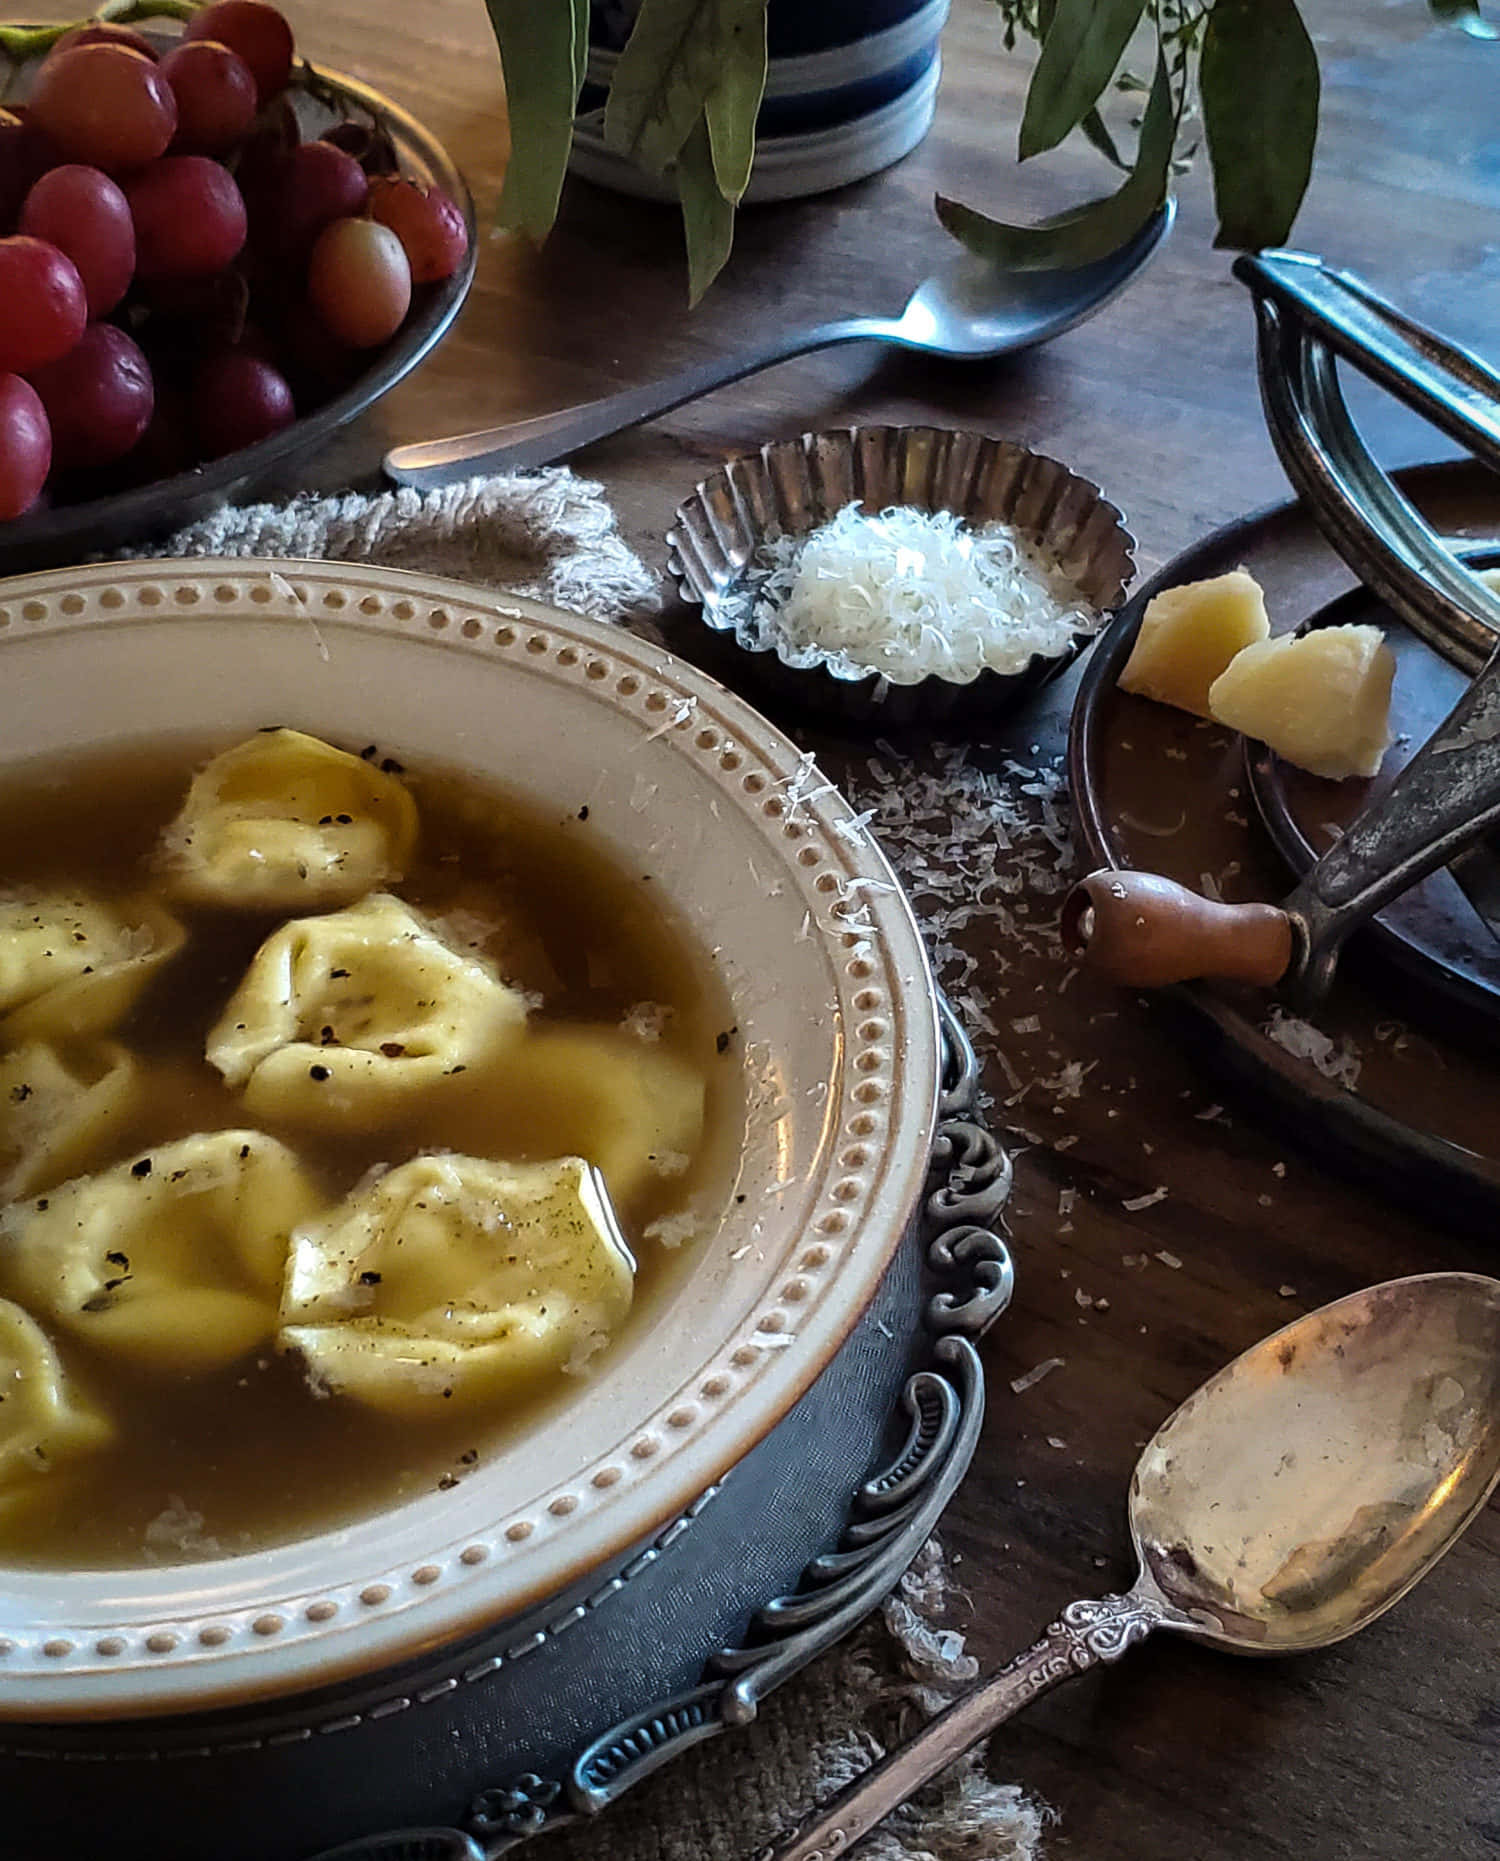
[0,0,200,64]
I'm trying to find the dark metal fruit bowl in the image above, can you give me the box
[0,60,475,575]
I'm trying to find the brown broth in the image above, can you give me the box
[0,736,738,1567]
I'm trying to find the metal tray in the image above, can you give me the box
[1069,458,1500,1226]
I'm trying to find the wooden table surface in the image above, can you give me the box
[41,0,1500,1853]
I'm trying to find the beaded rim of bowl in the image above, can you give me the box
[666,424,1136,727]
[0,558,940,1722]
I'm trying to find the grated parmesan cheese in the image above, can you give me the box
[738,505,1096,687]
[1264,1007,1363,1089]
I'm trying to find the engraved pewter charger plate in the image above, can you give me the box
[0,557,943,1723]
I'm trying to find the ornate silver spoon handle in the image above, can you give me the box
[760,1588,1171,1861]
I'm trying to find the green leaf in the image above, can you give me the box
[1201,0,1320,249]
[675,115,734,304]
[1429,0,1499,37]
[605,0,767,176]
[487,0,581,241]
[704,4,767,202]
[572,0,589,99]
[1019,0,1146,160]
[1079,104,1128,171]
[937,50,1175,270]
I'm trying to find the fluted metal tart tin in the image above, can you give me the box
[0,560,1015,1858]
[666,424,1136,727]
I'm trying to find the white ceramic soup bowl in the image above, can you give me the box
[0,557,939,1723]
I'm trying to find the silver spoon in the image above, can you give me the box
[763,1270,1500,1861]
[382,202,1175,489]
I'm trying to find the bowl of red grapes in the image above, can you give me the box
[0,0,475,568]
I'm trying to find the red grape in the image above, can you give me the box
[183,2,294,106]
[0,373,50,519]
[0,110,28,233]
[127,382,195,481]
[266,141,367,265]
[368,176,467,284]
[0,235,86,374]
[320,120,398,177]
[49,22,158,61]
[19,165,134,318]
[192,350,294,457]
[307,217,410,349]
[28,45,177,172]
[271,295,359,400]
[161,40,258,155]
[29,323,153,470]
[126,156,247,280]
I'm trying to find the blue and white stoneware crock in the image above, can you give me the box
[574,0,949,202]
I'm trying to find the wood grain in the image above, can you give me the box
[28,0,1500,1852]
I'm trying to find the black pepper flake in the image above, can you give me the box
[170,1170,187,1182]
[437,1473,459,1491]
[441,1387,453,1399]
[360,745,379,762]
[131,1157,153,1178]
[34,1198,48,1211]
[309,1064,331,1082]
[336,813,353,824]
[358,1270,382,1286]
[102,1275,131,1293]
[736,1194,746,1205]
[81,965,93,975]
[576,805,589,821]
[105,1250,129,1269]
[239,1143,251,1159]
[9,1084,31,1103]
[447,1064,467,1075]
[320,1025,337,1045]
[80,1293,113,1314]
[380,757,404,775]
[379,1042,406,1058]
[330,968,350,980]
[716,1031,731,1055]
[457,1448,478,1465]
[318,815,333,826]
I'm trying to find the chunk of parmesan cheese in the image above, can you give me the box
[1117,569,1270,717]
[1209,625,1394,781]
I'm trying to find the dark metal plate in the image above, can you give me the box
[1069,457,1500,1226]
[1245,561,1500,1023]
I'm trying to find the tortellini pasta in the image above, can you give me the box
[207,892,531,1128]
[159,730,420,911]
[0,1041,141,1200]
[279,1154,635,1416]
[0,1299,112,1514]
[0,1130,323,1372]
[0,890,183,1042]
[436,1025,707,1215]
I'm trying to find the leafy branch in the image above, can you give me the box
[944,0,1484,268]
[487,0,765,302]
[481,0,1487,297]
[0,0,196,62]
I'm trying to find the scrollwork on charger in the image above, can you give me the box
[316,993,1014,1861]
